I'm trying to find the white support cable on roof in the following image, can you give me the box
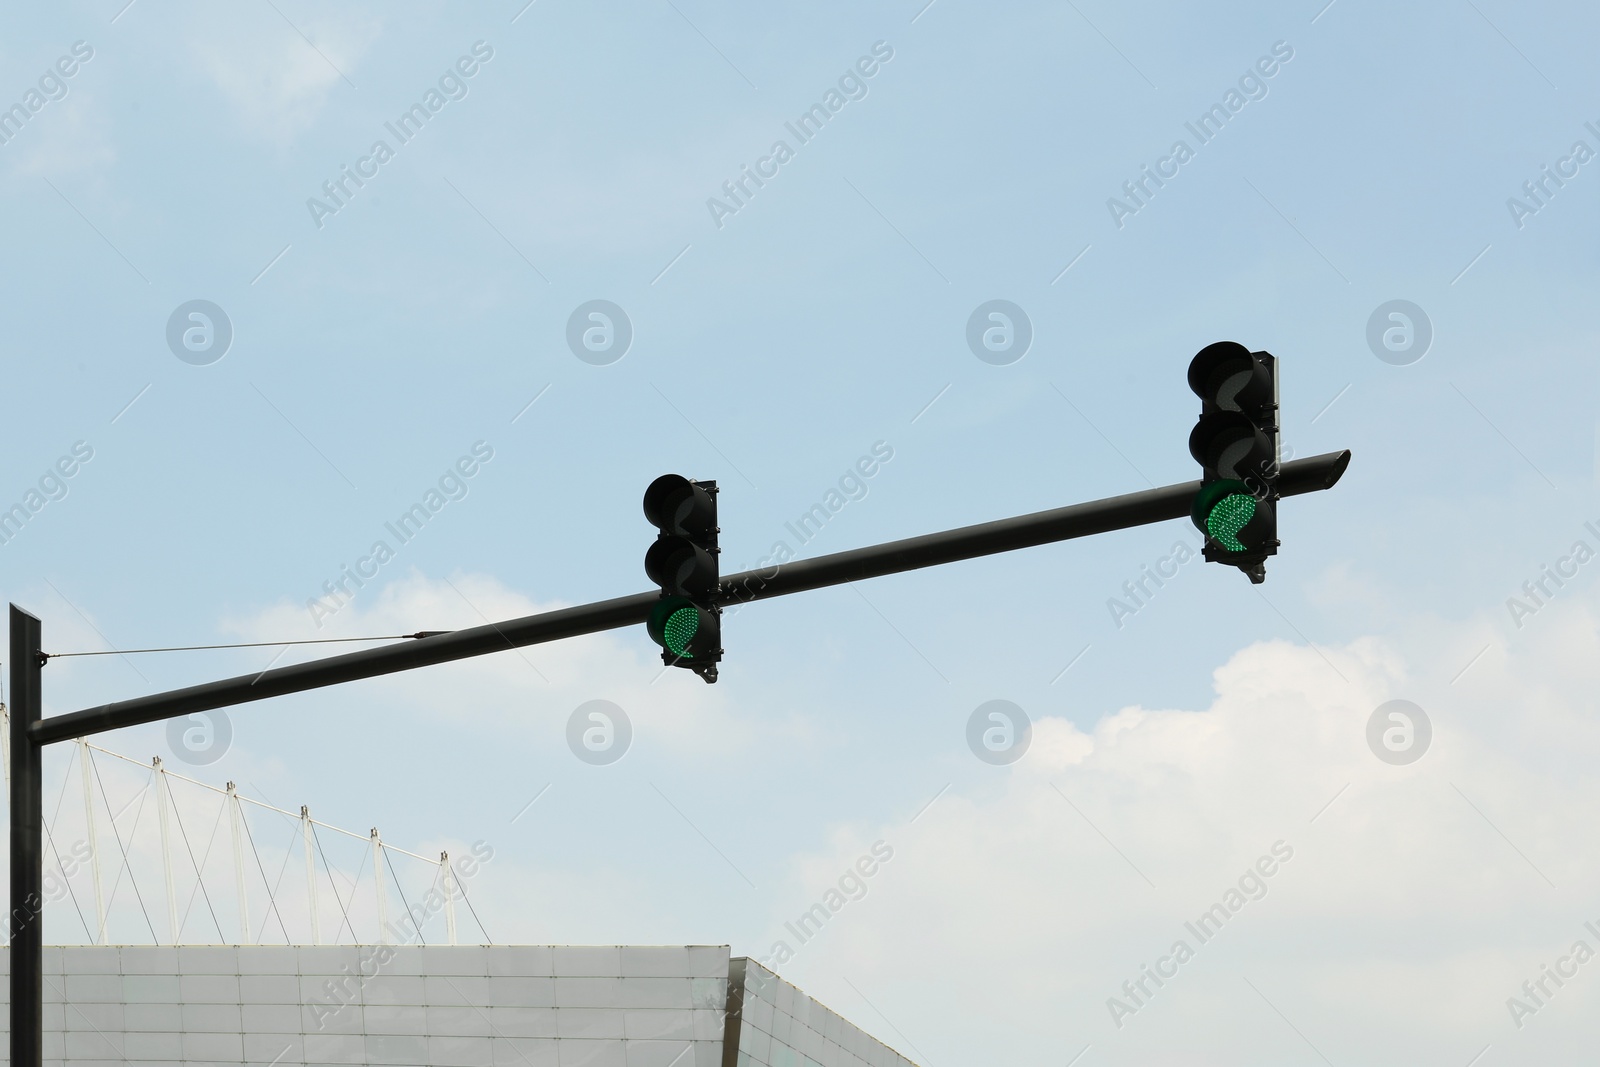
[310,821,360,944]
[83,741,439,863]
[89,751,159,943]
[78,741,107,945]
[36,736,473,946]
[382,844,424,947]
[302,807,320,945]
[171,786,228,942]
[237,796,294,945]
[227,781,250,944]
[154,757,179,944]
[371,828,387,944]
[441,853,458,947]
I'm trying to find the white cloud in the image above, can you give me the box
[747,597,1600,1065]
[21,565,1600,1063]
[5,91,116,180]
[187,9,380,146]
[218,568,755,759]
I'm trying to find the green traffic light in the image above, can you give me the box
[662,604,700,657]
[647,595,718,659]
[1191,479,1264,552]
[1206,492,1256,551]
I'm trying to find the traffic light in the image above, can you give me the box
[643,474,722,682]
[1187,341,1279,583]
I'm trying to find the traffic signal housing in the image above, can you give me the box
[1187,342,1279,583]
[643,474,722,682]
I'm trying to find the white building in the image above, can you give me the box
[0,945,921,1067]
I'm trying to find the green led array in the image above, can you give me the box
[1206,493,1257,552]
[663,606,700,657]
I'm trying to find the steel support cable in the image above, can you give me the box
[34,736,478,945]
[383,846,423,946]
[36,753,94,942]
[39,819,94,942]
[87,749,157,942]
[452,860,491,944]
[95,765,155,924]
[344,834,371,938]
[235,799,292,945]
[45,749,76,849]
[254,820,303,944]
[310,822,360,945]
[98,778,152,931]
[135,758,432,945]
[210,777,303,945]
[84,741,439,862]
[168,784,226,942]
[184,792,231,937]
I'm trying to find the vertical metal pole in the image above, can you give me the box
[441,852,457,946]
[302,806,320,946]
[78,740,106,944]
[10,604,45,1067]
[154,757,179,944]
[228,781,249,944]
[371,828,386,943]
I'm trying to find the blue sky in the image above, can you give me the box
[4,1,1600,1063]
